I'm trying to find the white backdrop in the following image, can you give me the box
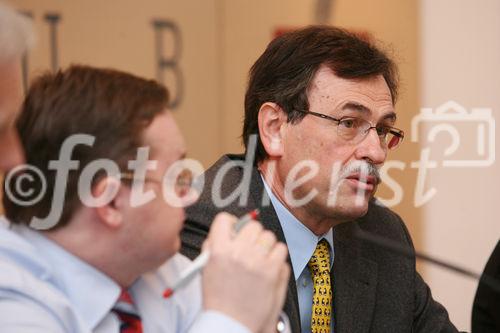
[420,0,500,330]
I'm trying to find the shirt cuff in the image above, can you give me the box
[189,310,252,333]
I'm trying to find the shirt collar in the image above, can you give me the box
[261,176,334,280]
[17,225,122,330]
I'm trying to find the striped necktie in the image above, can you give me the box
[308,239,332,333]
[112,290,143,333]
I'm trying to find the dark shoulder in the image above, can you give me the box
[185,154,248,228]
[357,199,414,247]
[332,200,417,278]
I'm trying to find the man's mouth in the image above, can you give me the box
[344,173,379,191]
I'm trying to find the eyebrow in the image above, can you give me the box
[342,102,397,122]
[342,102,371,114]
[381,112,397,122]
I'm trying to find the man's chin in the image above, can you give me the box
[173,236,182,253]
[329,198,370,221]
[163,236,181,261]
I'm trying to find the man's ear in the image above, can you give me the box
[92,177,126,229]
[258,102,287,157]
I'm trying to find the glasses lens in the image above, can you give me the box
[387,131,403,150]
[337,118,366,141]
[333,116,404,150]
[175,169,193,197]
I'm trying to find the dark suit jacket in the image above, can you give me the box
[472,240,500,333]
[181,154,458,333]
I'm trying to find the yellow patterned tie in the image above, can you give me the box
[308,239,332,333]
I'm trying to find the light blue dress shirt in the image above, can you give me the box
[262,178,334,333]
[0,216,250,333]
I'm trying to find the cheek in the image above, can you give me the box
[141,199,184,234]
[323,141,356,163]
[285,129,319,162]
[313,144,357,190]
[151,206,183,253]
[160,205,185,232]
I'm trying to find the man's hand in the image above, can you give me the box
[202,212,290,333]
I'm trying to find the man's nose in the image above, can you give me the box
[354,128,386,165]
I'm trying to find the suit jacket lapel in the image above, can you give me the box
[248,165,302,333]
[333,222,378,333]
[222,155,380,333]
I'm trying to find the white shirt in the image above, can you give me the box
[261,178,335,333]
[0,216,250,333]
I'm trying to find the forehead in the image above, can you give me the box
[307,66,394,116]
[142,111,186,164]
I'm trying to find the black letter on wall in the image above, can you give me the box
[152,19,183,109]
[19,11,33,91]
[44,13,61,72]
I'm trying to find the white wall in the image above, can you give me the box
[420,0,500,330]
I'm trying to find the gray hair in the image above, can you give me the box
[0,2,35,64]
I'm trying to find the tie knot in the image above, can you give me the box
[112,289,143,333]
[308,239,331,276]
[117,290,134,305]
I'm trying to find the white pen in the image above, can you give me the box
[163,209,260,298]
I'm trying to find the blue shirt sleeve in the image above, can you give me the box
[188,310,252,333]
[0,296,68,333]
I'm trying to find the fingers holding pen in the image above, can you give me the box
[203,211,290,332]
[205,211,287,266]
[207,212,265,253]
[233,219,264,248]
[207,212,236,245]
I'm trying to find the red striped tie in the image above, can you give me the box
[112,290,143,333]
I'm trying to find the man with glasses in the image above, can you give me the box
[181,26,458,332]
[0,65,290,333]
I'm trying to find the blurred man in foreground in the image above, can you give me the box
[0,65,289,333]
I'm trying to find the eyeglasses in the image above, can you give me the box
[295,110,404,150]
[120,169,193,198]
